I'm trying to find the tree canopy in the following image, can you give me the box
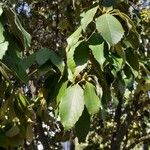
[0,0,149,149]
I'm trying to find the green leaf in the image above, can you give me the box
[84,82,100,115]
[36,49,65,74]
[75,107,90,142]
[43,72,60,104]
[0,41,9,59]
[66,26,82,50]
[21,53,36,70]
[96,14,124,45]
[49,50,65,74]
[18,92,28,108]
[36,49,51,65]
[67,40,83,73]
[88,33,104,45]
[74,42,89,66]
[57,81,68,104]
[0,22,5,43]
[59,84,84,129]
[4,7,31,50]
[15,63,29,83]
[89,43,105,67]
[81,6,98,31]
[0,5,3,16]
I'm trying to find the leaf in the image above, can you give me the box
[4,7,31,50]
[18,92,28,108]
[74,42,89,66]
[15,63,29,83]
[59,84,84,129]
[67,40,83,73]
[0,5,3,16]
[126,48,139,72]
[84,82,100,115]
[57,81,68,104]
[21,53,36,70]
[96,14,124,45]
[81,6,98,31]
[36,49,51,65]
[36,49,65,74]
[6,125,20,137]
[0,22,5,43]
[66,26,82,50]
[89,43,105,67]
[43,73,60,104]
[49,50,65,74]
[75,107,90,142]
[88,33,104,45]
[0,41,9,59]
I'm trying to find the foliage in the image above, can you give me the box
[0,0,149,150]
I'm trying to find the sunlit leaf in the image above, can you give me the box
[81,6,98,31]
[0,22,5,43]
[0,41,9,59]
[89,43,105,67]
[84,82,100,115]
[66,26,82,50]
[96,14,124,45]
[59,84,84,129]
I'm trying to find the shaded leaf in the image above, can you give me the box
[126,48,139,72]
[75,107,90,142]
[4,7,31,50]
[74,42,89,66]
[36,49,51,65]
[49,50,65,74]
[88,33,104,45]
[66,26,82,50]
